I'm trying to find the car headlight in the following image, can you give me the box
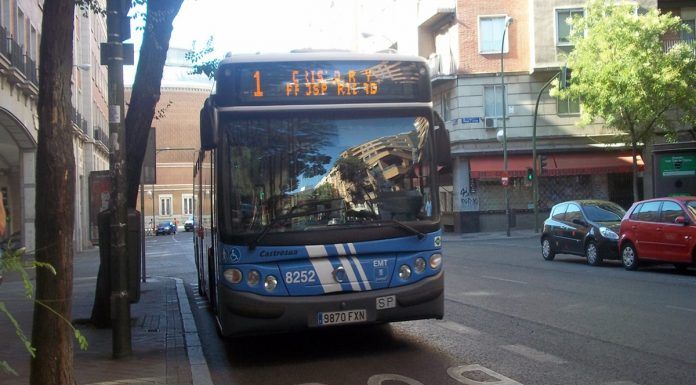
[429,253,443,269]
[247,270,260,286]
[223,268,242,284]
[414,257,426,273]
[398,265,412,280]
[264,275,278,292]
[599,227,618,240]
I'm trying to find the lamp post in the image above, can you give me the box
[501,16,513,237]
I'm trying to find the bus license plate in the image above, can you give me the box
[316,309,367,326]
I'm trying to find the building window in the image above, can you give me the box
[557,96,580,115]
[159,194,172,216]
[1,0,10,30]
[484,85,505,118]
[682,19,695,41]
[182,194,194,215]
[556,8,583,45]
[479,16,510,54]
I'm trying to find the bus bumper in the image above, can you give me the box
[217,271,444,337]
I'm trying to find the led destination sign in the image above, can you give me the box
[216,60,431,106]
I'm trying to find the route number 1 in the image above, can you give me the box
[253,70,264,97]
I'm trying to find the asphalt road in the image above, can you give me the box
[151,231,696,385]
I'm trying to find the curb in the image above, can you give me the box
[173,278,214,385]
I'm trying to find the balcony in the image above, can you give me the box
[0,25,39,97]
[663,37,695,54]
[428,52,457,86]
[418,0,456,29]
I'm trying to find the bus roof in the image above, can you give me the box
[218,51,428,65]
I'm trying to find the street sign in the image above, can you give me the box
[501,176,509,186]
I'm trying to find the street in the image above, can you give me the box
[149,231,696,385]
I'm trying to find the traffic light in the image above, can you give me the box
[560,66,571,90]
[526,167,534,181]
[539,155,548,174]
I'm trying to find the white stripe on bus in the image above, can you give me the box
[335,243,347,255]
[339,257,362,291]
[306,245,328,258]
[351,256,372,290]
[309,257,342,294]
[347,243,357,255]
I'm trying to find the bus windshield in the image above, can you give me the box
[219,113,435,240]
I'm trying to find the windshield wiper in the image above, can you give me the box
[381,219,425,239]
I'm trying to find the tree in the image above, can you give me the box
[29,0,77,383]
[554,0,696,201]
[125,0,185,207]
[91,0,184,327]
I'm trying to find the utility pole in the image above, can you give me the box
[102,0,134,358]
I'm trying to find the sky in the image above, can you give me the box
[130,0,415,57]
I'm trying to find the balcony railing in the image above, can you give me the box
[663,37,695,53]
[0,25,39,89]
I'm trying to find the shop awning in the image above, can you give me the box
[543,152,644,176]
[468,152,644,179]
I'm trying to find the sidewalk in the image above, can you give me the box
[0,247,209,385]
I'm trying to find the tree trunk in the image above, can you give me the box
[630,131,639,203]
[125,0,184,207]
[30,1,76,384]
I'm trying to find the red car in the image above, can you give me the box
[619,196,696,271]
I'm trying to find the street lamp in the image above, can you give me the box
[501,16,513,237]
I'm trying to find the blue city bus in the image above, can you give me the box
[193,52,450,337]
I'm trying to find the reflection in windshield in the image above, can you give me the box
[582,203,626,222]
[220,115,434,236]
[686,201,696,218]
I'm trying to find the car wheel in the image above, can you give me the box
[621,243,639,270]
[541,238,555,261]
[585,240,602,266]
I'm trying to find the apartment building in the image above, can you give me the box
[0,0,108,251]
[418,0,657,233]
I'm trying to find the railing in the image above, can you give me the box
[0,25,39,88]
[663,37,695,53]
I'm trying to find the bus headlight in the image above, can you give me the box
[223,268,242,284]
[429,253,442,269]
[264,275,278,292]
[398,265,412,280]
[414,257,426,273]
[247,270,260,286]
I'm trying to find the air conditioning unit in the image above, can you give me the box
[484,117,497,129]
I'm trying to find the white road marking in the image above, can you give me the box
[666,305,696,313]
[501,344,567,364]
[602,382,642,385]
[447,365,523,385]
[482,275,528,285]
[434,320,481,336]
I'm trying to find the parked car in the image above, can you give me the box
[541,200,626,265]
[155,221,177,235]
[184,216,194,232]
[619,196,696,271]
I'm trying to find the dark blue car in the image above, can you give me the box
[156,221,177,235]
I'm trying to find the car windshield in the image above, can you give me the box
[582,202,625,222]
[218,113,436,238]
[158,222,171,227]
[686,201,696,218]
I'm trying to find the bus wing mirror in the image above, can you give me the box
[433,112,451,171]
[200,98,216,150]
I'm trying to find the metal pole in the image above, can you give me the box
[501,18,512,237]
[532,73,559,234]
[105,0,131,358]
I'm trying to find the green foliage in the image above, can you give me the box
[0,243,88,375]
[185,36,221,79]
[75,0,106,17]
[553,0,696,140]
